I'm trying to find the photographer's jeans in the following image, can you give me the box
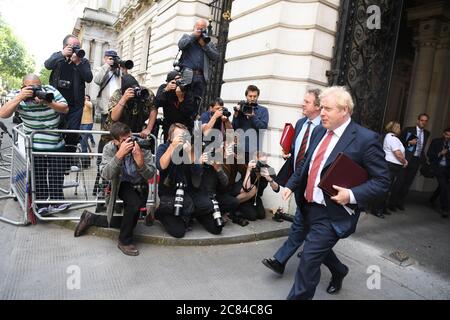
[191,74,206,98]
[80,123,94,153]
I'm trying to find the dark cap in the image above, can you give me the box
[166,70,181,82]
[104,50,118,57]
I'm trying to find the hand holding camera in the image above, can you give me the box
[116,137,135,161]
[170,134,185,149]
[18,86,35,102]
[121,88,135,104]
[165,80,178,92]
[132,142,145,169]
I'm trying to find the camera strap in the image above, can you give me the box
[97,72,115,98]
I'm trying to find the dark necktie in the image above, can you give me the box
[295,121,312,170]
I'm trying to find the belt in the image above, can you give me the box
[303,202,326,209]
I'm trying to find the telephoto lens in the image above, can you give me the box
[211,197,222,227]
[174,183,186,217]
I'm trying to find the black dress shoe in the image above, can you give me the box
[371,211,385,219]
[74,210,93,238]
[262,258,285,275]
[327,266,349,295]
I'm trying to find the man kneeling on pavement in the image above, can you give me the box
[74,122,156,256]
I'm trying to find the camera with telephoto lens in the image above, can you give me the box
[200,28,211,44]
[174,183,186,217]
[272,207,294,223]
[210,196,223,227]
[112,56,134,70]
[128,136,152,150]
[71,45,85,59]
[222,107,231,118]
[25,85,54,103]
[234,101,257,116]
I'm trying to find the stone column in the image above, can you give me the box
[82,38,91,62]
[404,19,439,126]
[93,40,104,70]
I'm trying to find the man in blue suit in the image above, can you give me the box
[262,89,322,275]
[282,86,390,300]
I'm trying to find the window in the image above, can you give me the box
[141,26,152,72]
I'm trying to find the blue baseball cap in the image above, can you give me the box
[104,50,118,57]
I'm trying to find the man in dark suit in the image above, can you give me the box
[389,114,430,211]
[282,86,390,300]
[262,89,322,275]
[427,128,450,218]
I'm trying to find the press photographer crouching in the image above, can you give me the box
[155,123,224,238]
[155,70,196,142]
[239,151,280,221]
[74,122,156,256]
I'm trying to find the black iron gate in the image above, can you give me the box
[327,0,404,133]
[201,0,233,113]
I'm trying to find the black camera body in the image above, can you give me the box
[222,107,231,118]
[72,45,85,59]
[26,85,54,103]
[235,101,257,116]
[58,80,71,90]
[200,28,211,44]
[176,78,188,92]
[128,136,152,150]
[112,56,134,70]
[132,86,150,101]
[272,208,294,223]
[254,160,269,173]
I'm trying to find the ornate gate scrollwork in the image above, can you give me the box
[327,0,403,132]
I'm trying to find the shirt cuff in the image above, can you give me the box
[348,189,357,205]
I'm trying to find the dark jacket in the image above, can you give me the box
[44,52,93,109]
[400,126,430,162]
[427,137,450,169]
[286,121,390,239]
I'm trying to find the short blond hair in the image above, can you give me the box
[320,86,354,115]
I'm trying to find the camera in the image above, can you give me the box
[174,182,186,217]
[234,101,257,116]
[272,207,294,223]
[222,107,231,118]
[176,78,188,92]
[210,196,223,227]
[132,86,150,101]
[128,136,153,150]
[72,45,85,59]
[58,80,71,90]
[200,28,211,44]
[112,56,134,70]
[25,85,54,103]
[253,160,269,174]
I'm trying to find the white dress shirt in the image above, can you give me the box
[305,118,357,212]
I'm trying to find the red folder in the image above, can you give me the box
[280,123,295,153]
[318,153,368,196]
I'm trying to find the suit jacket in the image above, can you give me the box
[427,137,450,169]
[401,126,430,162]
[276,117,319,187]
[286,121,390,239]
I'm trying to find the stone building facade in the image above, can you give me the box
[74,0,450,211]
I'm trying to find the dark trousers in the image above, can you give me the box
[430,166,450,210]
[374,162,403,212]
[191,74,206,99]
[93,138,108,196]
[156,192,222,238]
[33,154,65,204]
[391,156,421,206]
[274,207,306,265]
[90,182,148,245]
[239,196,266,221]
[287,204,347,300]
[216,193,240,215]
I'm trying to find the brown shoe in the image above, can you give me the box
[117,242,139,256]
[74,210,93,238]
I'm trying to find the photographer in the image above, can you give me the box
[44,34,93,149]
[232,85,269,163]
[94,50,129,129]
[155,70,196,141]
[155,123,223,238]
[178,19,219,98]
[239,151,280,221]
[74,122,156,256]
[105,74,157,139]
[0,74,69,216]
[201,98,232,137]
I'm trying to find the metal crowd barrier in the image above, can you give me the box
[0,126,158,225]
[0,124,31,226]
